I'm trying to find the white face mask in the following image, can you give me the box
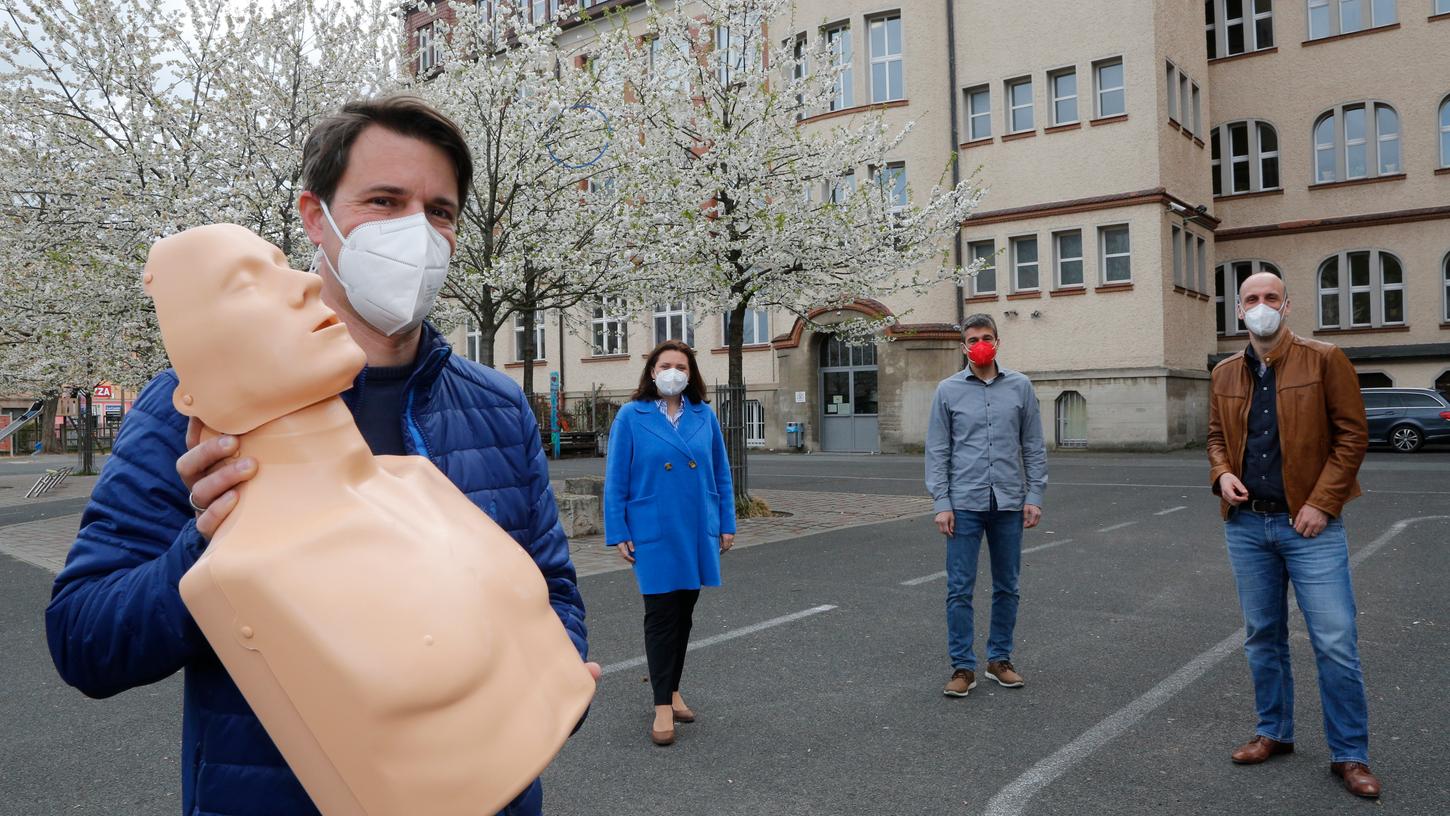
[1242,302,1284,338]
[317,201,452,336]
[655,368,689,397]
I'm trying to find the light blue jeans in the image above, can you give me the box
[1224,509,1370,764]
[946,509,1023,671]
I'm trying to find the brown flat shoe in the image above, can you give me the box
[672,707,696,723]
[1330,762,1382,798]
[649,726,675,746]
[1231,735,1294,764]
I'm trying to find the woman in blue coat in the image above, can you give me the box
[604,339,736,747]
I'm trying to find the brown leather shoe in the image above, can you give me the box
[672,706,696,723]
[649,726,675,746]
[1231,735,1294,764]
[1330,762,1382,798]
[943,668,976,697]
[985,660,1025,688]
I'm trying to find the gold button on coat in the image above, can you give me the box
[664,462,673,471]
[688,461,697,469]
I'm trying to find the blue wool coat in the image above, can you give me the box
[45,324,583,816]
[603,399,737,595]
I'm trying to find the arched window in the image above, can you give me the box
[1439,94,1450,169]
[1055,391,1088,449]
[1211,120,1280,196]
[1313,102,1400,184]
[1317,250,1405,329]
[1215,260,1281,335]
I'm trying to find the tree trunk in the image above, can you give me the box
[520,268,539,401]
[724,299,750,502]
[39,395,60,454]
[79,389,95,474]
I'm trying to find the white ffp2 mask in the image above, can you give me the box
[317,201,452,336]
[655,369,689,397]
[1242,303,1284,338]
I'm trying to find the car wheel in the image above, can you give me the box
[1389,424,1423,453]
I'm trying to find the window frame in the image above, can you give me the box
[591,297,629,356]
[1212,119,1281,196]
[1316,249,1407,329]
[872,161,908,213]
[465,320,483,363]
[1440,95,1450,168]
[825,23,853,111]
[1313,101,1401,184]
[1172,224,1184,288]
[1049,66,1079,126]
[965,84,992,141]
[1166,61,1178,122]
[1206,0,1275,57]
[415,21,437,74]
[1006,75,1034,133]
[1094,58,1125,119]
[968,239,997,295]
[867,14,904,104]
[653,300,696,346]
[1191,83,1202,135]
[722,307,770,346]
[1308,0,1397,38]
[513,312,547,363]
[1053,229,1085,289]
[1443,250,1450,323]
[1010,234,1041,292]
[1099,224,1132,284]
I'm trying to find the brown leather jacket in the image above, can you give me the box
[1207,330,1367,520]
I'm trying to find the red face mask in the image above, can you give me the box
[967,341,997,367]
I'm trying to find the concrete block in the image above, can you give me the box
[557,492,602,538]
[563,476,605,498]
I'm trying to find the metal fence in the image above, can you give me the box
[715,382,748,500]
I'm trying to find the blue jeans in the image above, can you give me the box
[946,509,1023,671]
[1224,510,1370,764]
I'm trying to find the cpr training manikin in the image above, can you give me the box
[143,223,595,815]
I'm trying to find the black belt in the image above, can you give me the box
[1246,498,1288,514]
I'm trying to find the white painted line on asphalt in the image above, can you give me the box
[1154,505,1188,516]
[1097,521,1137,532]
[899,540,1075,586]
[1058,482,1210,489]
[900,571,946,586]
[981,514,1450,816]
[599,604,838,676]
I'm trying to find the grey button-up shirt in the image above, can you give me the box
[925,365,1048,513]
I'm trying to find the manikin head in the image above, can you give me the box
[144,224,367,434]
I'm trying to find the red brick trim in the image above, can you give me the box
[1094,283,1134,294]
[1180,128,1196,141]
[1044,122,1082,134]
[1089,114,1129,127]
[1006,291,1043,300]
[1167,118,1181,130]
[1301,22,1400,47]
[963,293,999,304]
[1215,205,1450,241]
[798,99,910,127]
[1307,173,1406,191]
[1435,167,1450,176]
[1001,130,1037,142]
[1208,46,1279,64]
[772,299,895,350]
[1432,12,1450,23]
[1312,325,1410,336]
[1049,287,1087,297]
[963,187,1220,229]
[959,137,994,150]
[1194,137,1205,148]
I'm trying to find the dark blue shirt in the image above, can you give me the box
[351,362,412,456]
[1242,344,1286,503]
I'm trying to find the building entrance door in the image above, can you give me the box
[819,336,880,452]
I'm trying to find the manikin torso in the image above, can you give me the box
[145,224,593,816]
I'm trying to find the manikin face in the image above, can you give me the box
[145,224,367,433]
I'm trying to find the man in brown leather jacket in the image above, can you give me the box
[1206,271,1380,798]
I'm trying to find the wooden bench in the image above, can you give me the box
[540,430,600,457]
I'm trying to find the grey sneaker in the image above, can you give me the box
[985,660,1025,688]
[943,668,977,697]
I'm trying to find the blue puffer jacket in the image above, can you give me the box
[45,324,586,816]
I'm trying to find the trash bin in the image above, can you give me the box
[785,421,804,450]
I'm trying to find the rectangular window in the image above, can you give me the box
[1225,0,1246,54]
[1197,237,1208,294]
[868,15,904,103]
[591,297,628,356]
[1440,98,1450,167]
[1172,225,1184,288]
[1100,225,1132,283]
[1229,122,1251,193]
[1191,83,1202,135]
[466,320,482,363]
[792,34,808,119]
[1054,230,1084,288]
[1344,104,1368,179]
[1340,0,1365,32]
[966,85,991,140]
[830,170,856,204]
[875,162,908,211]
[969,240,996,294]
[826,25,853,111]
[513,313,546,363]
[1094,59,1125,118]
[415,23,435,74]
[1308,0,1331,38]
[1007,76,1033,133]
[1253,0,1274,48]
[1049,68,1078,125]
[1370,0,1396,25]
[531,0,546,23]
[654,301,695,346]
[1178,73,1190,128]
[1439,0,1450,14]
[723,308,769,346]
[1011,235,1040,291]
[1165,61,1178,121]
[1206,0,1218,58]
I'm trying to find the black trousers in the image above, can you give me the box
[642,589,700,706]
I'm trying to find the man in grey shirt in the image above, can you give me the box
[925,314,1047,698]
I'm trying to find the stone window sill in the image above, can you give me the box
[1312,325,1410,336]
[1301,23,1400,47]
[1095,282,1134,293]
[1208,47,1279,64]
[1308,174,1406,191]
